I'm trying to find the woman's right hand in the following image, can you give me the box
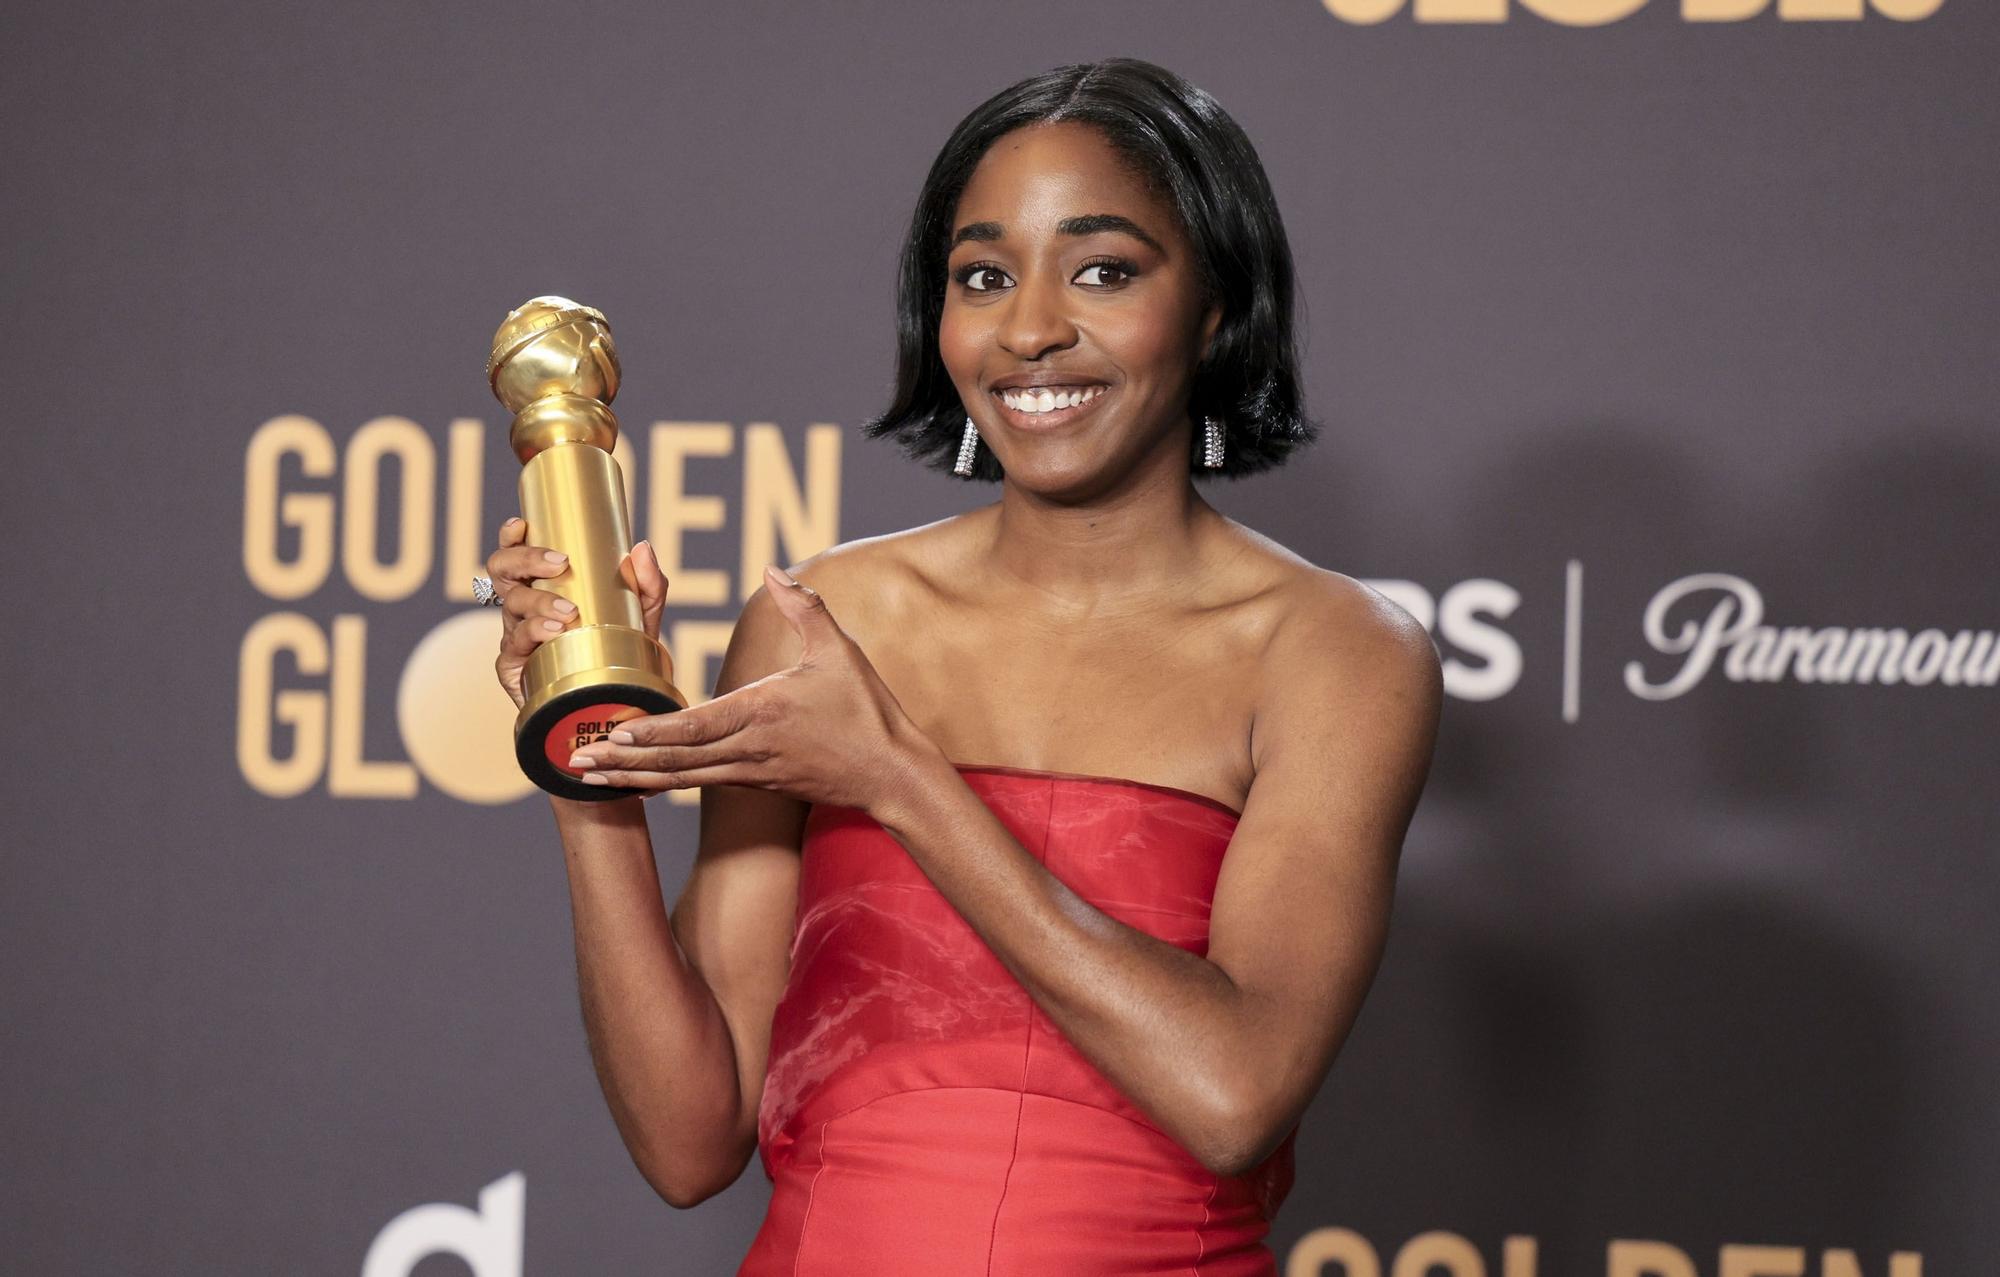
[488,517,668,709]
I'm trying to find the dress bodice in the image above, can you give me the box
[740,764,1294,1276]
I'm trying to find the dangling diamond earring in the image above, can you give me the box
[953,416,980,476]
[1201,416,1225,469]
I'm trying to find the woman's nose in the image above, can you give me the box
[996,273,1078,361]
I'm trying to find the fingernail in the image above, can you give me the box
[568,753,595,769]
[636,539,653,555]
[766,564,798,587]
[609,729,634,745]
[541,618,564,632]
[553,599,577,615]
[504,517,522,527]
[580,772,608,786]
[544,550,568,564]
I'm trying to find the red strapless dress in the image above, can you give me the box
[739,764,1295,1276]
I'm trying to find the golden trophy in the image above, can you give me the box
[488,296,686,800]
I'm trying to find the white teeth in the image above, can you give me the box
[999,385,1104,414]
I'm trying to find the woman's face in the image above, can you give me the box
[940,121,1220,498]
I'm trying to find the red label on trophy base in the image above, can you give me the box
[544,703,651,775]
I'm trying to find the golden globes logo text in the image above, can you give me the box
[237,415,841,805]
[1319,0,1942,23]
[1286,1227,1922,1277]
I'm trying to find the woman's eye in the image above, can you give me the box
[1076,262,1132,286]
[956,265,1011,292]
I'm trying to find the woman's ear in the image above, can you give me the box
[1197,303,1223,364]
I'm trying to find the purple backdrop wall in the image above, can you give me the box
[5,1,1994,1273]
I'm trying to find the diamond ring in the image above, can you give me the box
[472,576,504,607]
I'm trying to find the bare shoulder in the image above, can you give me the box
[783,513,974,606]
[1215,521,1435,664]
[737,512,979,658]
[1215,521,1443,762]
[1273,567,1439,689]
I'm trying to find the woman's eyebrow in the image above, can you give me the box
[1056,213,1165,255]
[950,221,1005,249]
[948,213,1166,256]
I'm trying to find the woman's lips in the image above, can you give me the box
[989,384,1110,432]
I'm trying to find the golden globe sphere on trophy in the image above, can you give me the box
[487,296,687,800]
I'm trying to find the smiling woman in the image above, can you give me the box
[869,60,1316,484]
[939,130,1226,493]
[487,57,1442,1277]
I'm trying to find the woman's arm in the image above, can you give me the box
[871,579,1442,1176]
[492,526,805,1208]
[556,587,807,1207]
[548,794,743,1206]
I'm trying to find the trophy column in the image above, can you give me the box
[489,296,686,800]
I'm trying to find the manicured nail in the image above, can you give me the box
[541,618,563,632]
[568,753,595,769]
[544,550,567,564]
[766,564,798,587]
[580,772,608,785]
[553,599,577,615]
[609,729,634,745]
[504,517,522,527]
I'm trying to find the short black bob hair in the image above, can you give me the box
[863,57,1317,482]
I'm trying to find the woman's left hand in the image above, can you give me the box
[568,565,940,817]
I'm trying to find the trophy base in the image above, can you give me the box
[516,681,685,801]
[514,625,688,801]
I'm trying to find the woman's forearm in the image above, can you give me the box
[872,749,1276,1177]
[548,795,748,1205]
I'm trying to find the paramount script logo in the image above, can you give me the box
[1626,573,1999,700]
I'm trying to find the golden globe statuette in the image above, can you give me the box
[487,296,686,800]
